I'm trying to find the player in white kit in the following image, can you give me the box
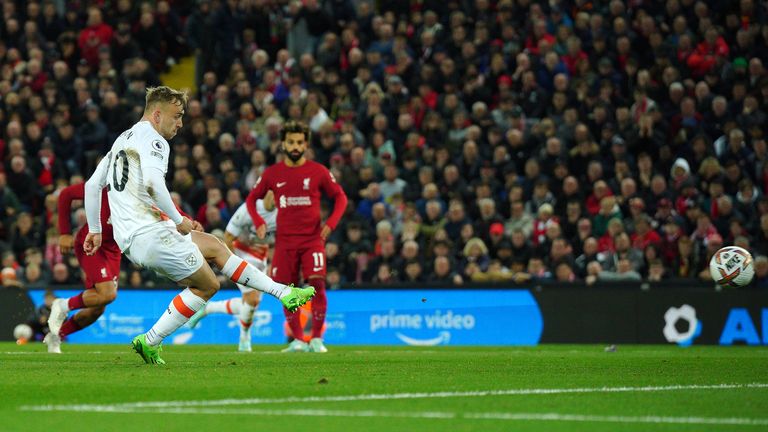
[187,194,278,352]
[83,86,315,364]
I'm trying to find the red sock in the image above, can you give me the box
[59,317,82,337]
[309,279,327,339]
[284,308,304,341]
[68,293,86,311]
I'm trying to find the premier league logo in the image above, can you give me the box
[185,253,198,267]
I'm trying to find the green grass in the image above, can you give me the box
[1,343,767,431]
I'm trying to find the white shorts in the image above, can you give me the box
[234,247,266,298]
[125,222,205,282]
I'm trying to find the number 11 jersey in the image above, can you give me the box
[103,120,172,251]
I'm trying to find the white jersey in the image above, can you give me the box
[226,201,277,246]
[102,121,173,250]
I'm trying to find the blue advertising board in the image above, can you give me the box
[31,289,543,346]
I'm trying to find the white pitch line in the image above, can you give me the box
[22,405,768,427]
[20,383,768,413]
[466,412,768,426]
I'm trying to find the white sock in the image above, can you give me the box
[221,255,289,299]
[239,300,254,341]
[57,298,71,313]
[145,288,206,346]
[205,298,241,315]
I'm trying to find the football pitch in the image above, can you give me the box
[1,344,766,431]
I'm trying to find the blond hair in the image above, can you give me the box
[463,237,489,257]
[144,86,188,113]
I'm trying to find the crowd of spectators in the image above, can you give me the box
[1,0,768,290]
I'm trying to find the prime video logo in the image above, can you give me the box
[369,309,476,333]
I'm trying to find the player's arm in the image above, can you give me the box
[245,173,270,238]
[83,153,110,255]
[143,164,190,233]
[140,138,191,234]
[57,183,85,254]
[173,192,203,231]
[320,168,349,239]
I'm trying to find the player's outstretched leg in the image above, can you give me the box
[133,261,219,365]
[133,288,207,365]
[192,232,315,311]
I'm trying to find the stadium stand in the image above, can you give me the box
[0,0,767,289]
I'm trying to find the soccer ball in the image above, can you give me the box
[709,246,755,287]
[13,323,33,344]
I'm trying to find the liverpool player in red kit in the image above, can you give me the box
[246,121,348,353]
[46,183,121,353]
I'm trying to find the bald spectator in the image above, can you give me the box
[51,263,78,285]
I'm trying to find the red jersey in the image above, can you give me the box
[246,160,348,245]
[57,183,115,244]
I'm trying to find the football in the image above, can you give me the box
[13,323,33,343]
[709,246,755,287]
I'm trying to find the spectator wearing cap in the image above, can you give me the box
[487,222,507,256]
[654,198,678,225]
[492,234,514,266]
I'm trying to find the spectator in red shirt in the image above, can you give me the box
[687,28,730,78]
[631,215,662,251]
[78,7,113,68]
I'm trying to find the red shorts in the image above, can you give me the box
[75,230,122,288]
[271,240,326,284]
